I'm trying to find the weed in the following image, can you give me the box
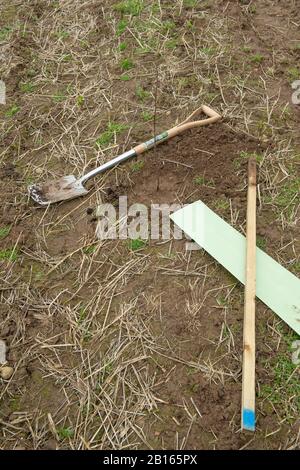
[96,122,128,148]
[10,397,21,412]
[234,151,263,169]
[57,427,74,440]
[5,105,20,118]
[194,175,205,185]
[0,226,11,240]
[256,235,266,251]
[22,262,44,282]
[214,198,230,211]
[77,95,84,106]
[275,178,300,211]
[15,24,26,38]
[0,26,12,41]
[19,82,35,93]
[27,68,37,78]
[25,177,34,185]
[242,45,251,53]
[256,119,272,138]
[186,20,195,31]
[34,270,44,281]
[118,41,127,52]
[83,245,97,255]
[79,39,89,48]
[217,295,228,307]
[150,3,160,14]
[141,111,153,121]
[61,53,72,62]
[128,238,147,251]
[117,19,128,36]
[275,323,299,346]
[183,0,197,7]
[83,331,93,344]
[266,66,276,77]
[131,161,144,172]
[55,30,69,40]
[199,47,216,57]
[165,38,178,50]
[250,53,264,64]
[291,261,300,274]
[259,353,300,420]
[280,107,292,122]
[136,86,150,101]
[77,307,87,325]
[193,175,214,187]
[288,67,299,82]
[100,363,113,384]
[244,151,262,163]
[204,91,218,102]
[120,58,134,70]
[66,84,75,95]
[114,0,144,16]
[162,20,176,34]
[178,77,190,90]
[189,382,199,393]
[53,92,66,103]
[0,248,18,262]
[120,74,131,81]
[134,45,149,55]
[186,366,197,376]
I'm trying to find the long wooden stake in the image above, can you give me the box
[241,158,257,431]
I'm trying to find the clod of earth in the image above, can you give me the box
[0,366,13,380]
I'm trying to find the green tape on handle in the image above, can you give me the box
[143,131,168,150]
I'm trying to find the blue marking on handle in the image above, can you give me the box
[242,409,255,431]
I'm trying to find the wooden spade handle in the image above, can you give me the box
[134,105,221,155]
[241,158,257,431]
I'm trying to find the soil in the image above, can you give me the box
[101,124,297,449]
[1,121,297,449]
[0,0,299,451]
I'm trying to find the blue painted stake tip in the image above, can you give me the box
[242,409,255,431]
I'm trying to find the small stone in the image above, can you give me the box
[0,366,14,380]
[86,207,94,215]
[43,438,57,450]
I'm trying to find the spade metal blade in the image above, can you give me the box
[28,175,88,206]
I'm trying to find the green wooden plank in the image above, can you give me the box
[170,200,300,335]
